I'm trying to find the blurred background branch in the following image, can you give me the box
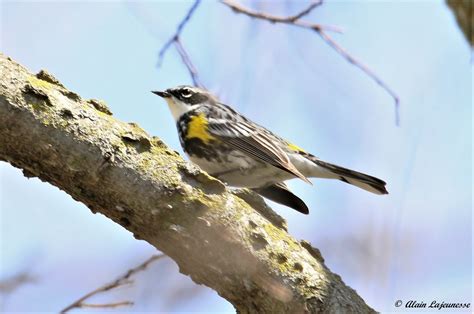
[220,0,400,125]
[222,0,340,32]
[0,271,36,311]
[157,0,204,87]
[0,271,36,295]
[174,37,204,88]
[60,255,165,313]
[155,0,400,123]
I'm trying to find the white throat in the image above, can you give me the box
[165,98,196,121]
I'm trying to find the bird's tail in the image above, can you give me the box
[252,182,309,214]
[310,157,388,195]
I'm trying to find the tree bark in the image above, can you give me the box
[0,53,375,313]
[446,0,472,47]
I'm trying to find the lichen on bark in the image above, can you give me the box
[0,53,375,313]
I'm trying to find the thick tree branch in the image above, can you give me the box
[446,0,472,47]
[0,54,375,313]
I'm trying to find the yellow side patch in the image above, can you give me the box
[288,142,306,153]
[187,113,216,143]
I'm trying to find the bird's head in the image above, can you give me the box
[152,85,215,121]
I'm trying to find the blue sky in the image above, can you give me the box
[1,0,471,312]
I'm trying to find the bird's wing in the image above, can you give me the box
[207,119,311,184]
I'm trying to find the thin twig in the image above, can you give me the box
[80,301,134,309]
[157,0,201,67]
[222,0,341,32]
[156,0,204,87]
[60,254,165,314]
[174,38,204,88]
[286,0,323,22]
[221,0,400,125]
[317,31,400,125]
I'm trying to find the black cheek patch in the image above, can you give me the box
[186,93,209,105]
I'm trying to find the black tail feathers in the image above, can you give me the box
[314,159,388,195]
[253,182,309,214]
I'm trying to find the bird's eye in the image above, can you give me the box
[181,89,192,98]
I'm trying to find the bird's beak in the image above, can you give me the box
[152,90,171,98]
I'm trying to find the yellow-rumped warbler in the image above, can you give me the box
[153,86,387,214]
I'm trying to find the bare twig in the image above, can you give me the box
[174,38,204,88]
[221,0,400,125]
[317,31,400,125]
[285,0,323,22]
[60,254,165,313]
[157,0,201,67]
[222,0,341,32]
[157,0,204,87]
[80,301,134,309]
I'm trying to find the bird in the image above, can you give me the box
[152,85,387,214]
